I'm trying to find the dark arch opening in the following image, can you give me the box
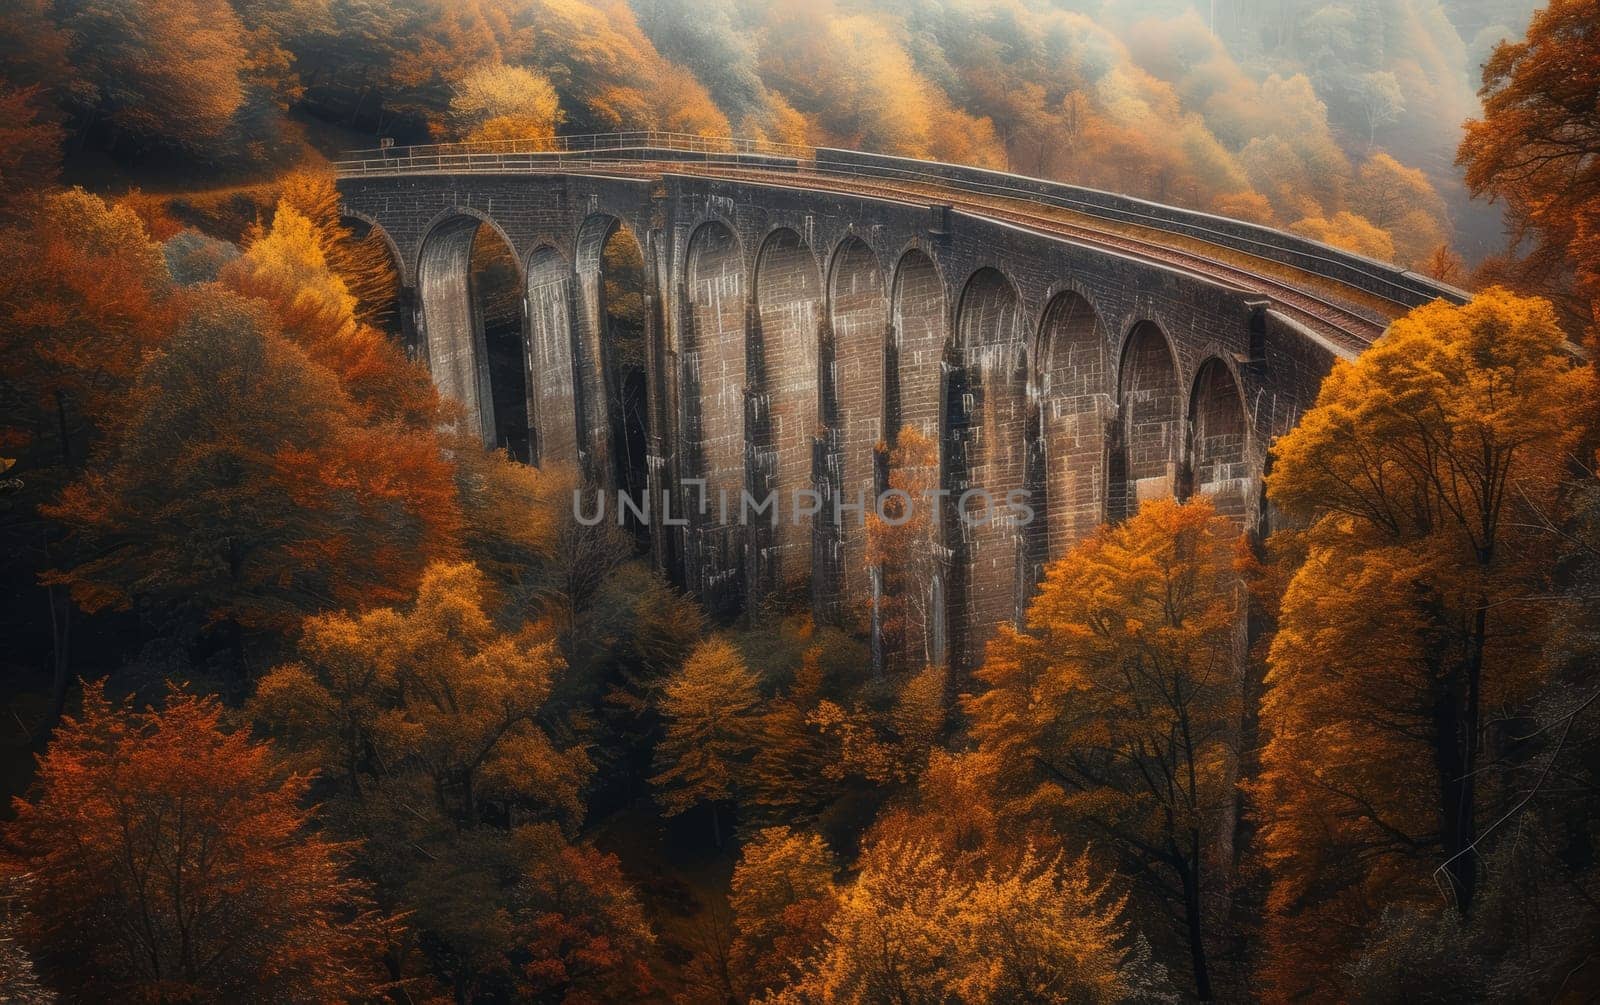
[473,224,529,462]
[338,215,406,345]
[1111,320,1181,522]
[599,225,652,548]
[752,228,822,603]
[1036,291,1111,563]
[1187,359,1250,523]
[951,267,1028,674]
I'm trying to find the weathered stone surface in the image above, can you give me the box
[339,168,1375,671]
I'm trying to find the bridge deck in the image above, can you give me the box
[335,136,1463,357]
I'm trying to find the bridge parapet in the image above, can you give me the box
[334,132,1466,312]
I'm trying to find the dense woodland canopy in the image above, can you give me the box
[2,0,1600,1002]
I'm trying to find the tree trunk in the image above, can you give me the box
[44,581,71,735]
[1179,839,1214,1001]
[54,389,72,468]
[1433,675,1475,912]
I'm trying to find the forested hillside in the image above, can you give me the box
[0,0,1537,268]
[3,1,1599,1002]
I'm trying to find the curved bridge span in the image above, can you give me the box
[335,132,1462,670]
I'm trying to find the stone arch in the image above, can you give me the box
[1187,357,1251,524]
[752,227,823,599]
[1111,320,1182,521]
[340,209,405,280]
[682,220,748,611]
[950,267,1029,672]
[889,247,948,445]
[824,235,889,619]
[525,245,580,467]
[417,214,527,454]
[595,222,654,546]
[572,213,652,487]
[885,247,949,670]
[338,212,408,346]
[1035,288,1113,562]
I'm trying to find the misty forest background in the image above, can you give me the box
[2,0,1600,1002]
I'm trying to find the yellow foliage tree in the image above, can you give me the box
[254,560,587,825]
[276,168,404,332]
[450,61,564,143]
[768,838,1156,1004]
[651,636,763,839]
[1289,209,1397,261]
[729,826,839,999]
[225,199,436,427]
[965,496,1242,1001]
[1257,288,1596,999]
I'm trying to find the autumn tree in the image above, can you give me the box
[0,189,178,727]
[252,561,642,998]
[1289,209,1396,261]
[1256,288,1595,999]
[728,826,838,999]
[965,497,1243,1001]
[864,426,941,672]
[652,636,763,841]
[253,560,587,828]
[44,293,460,647]
[274,169,405,333]
[516,825,656,1003]
[0,189,176,469]
[769,838,1162,1004]
[450,61,564,143]
[0,88,62,221]
[5,682,389,1001]
[223,199,435,426]
[1459,0,1600,335]
[58,0,249,150]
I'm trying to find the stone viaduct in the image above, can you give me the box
[335,136,1463,673]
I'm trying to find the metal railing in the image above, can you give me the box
[338,130,816,163]
[332,133,1466,310]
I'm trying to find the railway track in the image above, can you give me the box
[338,151,1412,354]
[655,161,1392,353]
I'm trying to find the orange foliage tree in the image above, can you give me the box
[965,497,1242,1001]
[0,188,177,468]
[251,561,649,1000]
[1256,288,1596,999]
[768,837,1159,1004]
[44,293,460,642]
[1459,0,1600,335]
[60,0,249,150]
[4,682,390,1001]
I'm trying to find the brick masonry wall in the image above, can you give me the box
[752,229,822,597]
[526,247,580,465]
[827,237,890,623]
[1038,291,1113,563]
[954,269,1029,672]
